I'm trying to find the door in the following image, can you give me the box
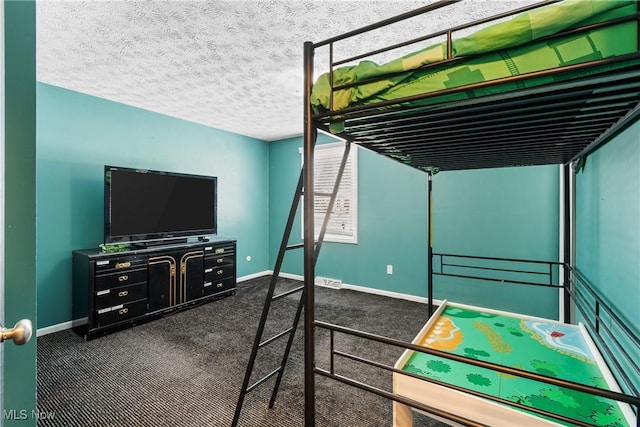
[1,3,4,419]
[2,2,38,426]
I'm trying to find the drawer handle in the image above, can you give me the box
[118,275,129,282]
[216,283,223,288]
[217,258,224,263]
[118,308,129,315]
[217,270,224,275]
[115,262,131,269]
[118,290,129,297]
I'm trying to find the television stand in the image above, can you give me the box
[73,238,236,340]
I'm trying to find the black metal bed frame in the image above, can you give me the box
[234,1,640,425]
[309,0,640,172]
[313,258,640,427]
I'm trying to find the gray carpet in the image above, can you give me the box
[37,276,447,426]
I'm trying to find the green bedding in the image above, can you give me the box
[311,0,639,124]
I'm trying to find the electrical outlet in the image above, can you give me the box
[386,265,393,275]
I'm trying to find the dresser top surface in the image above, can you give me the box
[74,237,236,259]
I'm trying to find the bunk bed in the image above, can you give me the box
[298,0,640,426]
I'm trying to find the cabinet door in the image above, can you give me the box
[148,255,176,311]
[181,251,204,302]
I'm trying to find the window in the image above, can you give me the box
[300,141,358,244]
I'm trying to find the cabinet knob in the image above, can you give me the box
[118,290,129,297]
[118,275,129,282]
[217,258,224,264]
[115,262,131,269]
[118,308,129,315]
[0,319,33,346]
[216,283,223,288]
[217,270,224,275]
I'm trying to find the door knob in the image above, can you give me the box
[1,319,33,345]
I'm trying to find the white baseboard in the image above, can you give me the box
[237,270,271,282]
[267,270,442,305]
[342,282,441,305]
[37,317,87,337]
[273,271,303,281]
[37,271,440,336]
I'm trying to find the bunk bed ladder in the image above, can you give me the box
[231,137,351,427]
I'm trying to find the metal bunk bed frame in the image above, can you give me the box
[300,1,640,425]
[234,1,640,425]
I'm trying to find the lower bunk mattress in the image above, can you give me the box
[392,301,636,426]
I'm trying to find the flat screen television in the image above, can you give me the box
[104,165,217,245]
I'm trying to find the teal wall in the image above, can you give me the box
[269,134,429,295]
[575,118,639,391]
[432,166,560,318]
[36,83,270,328]
[576,119,639,325]
[4,1,38,423]
[269,135,560,318]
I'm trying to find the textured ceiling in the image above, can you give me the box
[36,0,538,141]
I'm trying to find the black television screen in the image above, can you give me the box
[105,166,217,244]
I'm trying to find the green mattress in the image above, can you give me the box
[311,0,639,125]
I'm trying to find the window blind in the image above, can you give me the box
[301,142,358,243]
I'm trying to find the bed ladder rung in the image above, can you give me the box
[314,191,333,197]
[246,367,282,393]
[259,327,295,348]
[300,190,332,197]
[272,285,304,301]
[286,241,318,251]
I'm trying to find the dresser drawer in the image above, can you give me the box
[95,254,147,273]
[95,282,147,310]
[204,254,234,269]
[204,277,235,296]
[205,265,234,282]
[203,244,235,256]
[95,268,147,291]
[96,299,147,327]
